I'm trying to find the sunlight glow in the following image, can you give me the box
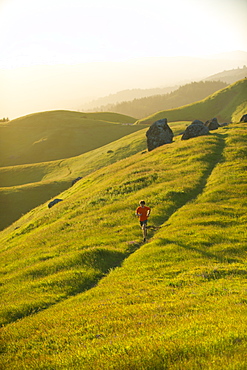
[0,0,246,120]
[0,0,246,68]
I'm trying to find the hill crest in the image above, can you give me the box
[0,110,140,167]
[96,80,227,118]
[135,78,247,125]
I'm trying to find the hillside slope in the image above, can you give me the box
[83,66,247,115]
[0,117,188,231]
[91,81,227,118]
[0,110,140,167]
[136,78,247,125]
[0,122,247,369]
[0,128,148,231]
[82,85,177,110]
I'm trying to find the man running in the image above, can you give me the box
[135,200,151,242]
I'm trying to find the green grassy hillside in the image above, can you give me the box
[136,78,247,125]
[0,110,147,230]
[0,121,187,231]
[0,110,140,167]
[0,122,247,369]
[0,128,147,231]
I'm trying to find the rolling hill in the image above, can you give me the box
[0,128,146,231]
[204,65,247,84]
[0,110,140,167]
[86,80,227,118]
[0,119,246,369]
[82,66,247,118]
[81,85,178,111]
[0,79,246,231]
[136,78,247,125]
[0,121,188,231]
[0,111,148,230]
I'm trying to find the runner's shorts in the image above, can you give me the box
[140,220,148,227]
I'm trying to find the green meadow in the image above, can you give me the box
[0,79,247,369]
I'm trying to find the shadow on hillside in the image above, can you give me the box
[158,238,239,264]
[221,125,247,131]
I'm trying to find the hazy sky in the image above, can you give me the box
[0,0,247,119]
[0,0,246,69]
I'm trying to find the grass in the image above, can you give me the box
[1,130,211,326]
[1,78,246,231]
[0,112,147,230]
[136,78,247,125]
[0,120,187,231]
[0,122,247,369]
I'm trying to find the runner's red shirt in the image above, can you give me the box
[136,206,151,221]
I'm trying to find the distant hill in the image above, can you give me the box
[204,65,247,84]
[0,110,141,167]
[81,64,247,118]
[82,86,178,111]
[136,78,247,125]
[90,81,227,119]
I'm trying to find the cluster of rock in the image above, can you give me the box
[146,117,231,150]
[181,117,230,140]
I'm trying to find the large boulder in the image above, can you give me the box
[181,121,209,140]
[204,117,219,130]
[146,118,174,151]
[240,114,247,122]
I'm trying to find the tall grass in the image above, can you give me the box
[1,123,246,369]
